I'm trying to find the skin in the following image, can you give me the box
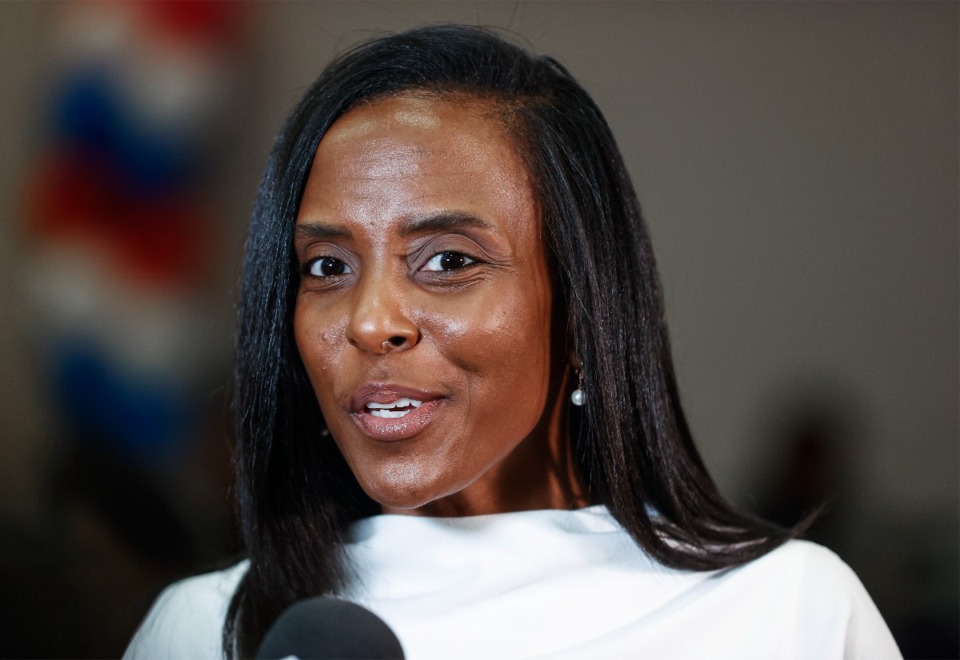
[293,93,587,517]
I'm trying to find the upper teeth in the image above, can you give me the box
[367,398,423,418]
[367,398,422,409]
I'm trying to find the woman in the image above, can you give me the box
[125,25,899,659]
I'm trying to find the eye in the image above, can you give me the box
[305,256,352,278]
[422,251,476,272]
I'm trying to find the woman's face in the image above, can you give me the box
[293,93,575,516]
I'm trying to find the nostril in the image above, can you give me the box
[377,333,416,354]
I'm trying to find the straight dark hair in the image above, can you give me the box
[228,24,801,658]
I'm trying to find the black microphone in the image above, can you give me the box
[256,597,405,659]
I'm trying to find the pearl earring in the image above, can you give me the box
[571,369,586,406]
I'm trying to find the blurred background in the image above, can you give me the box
[0,2,955,658]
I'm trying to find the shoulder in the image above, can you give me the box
[731,540,902,659]
[749,540,874,610]
[747,538,858,585]
[123,560,248,660]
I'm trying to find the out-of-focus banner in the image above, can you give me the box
[10,2,249,655]
[26,1,244,462]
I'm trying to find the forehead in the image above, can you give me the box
[319,92,517,164]
[299,93,539,241]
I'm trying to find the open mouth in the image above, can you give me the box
[365,397,423,418]
[349,385,444,441]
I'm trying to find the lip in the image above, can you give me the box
[347,383,446,442]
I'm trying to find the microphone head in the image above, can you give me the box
[256,597,405,659]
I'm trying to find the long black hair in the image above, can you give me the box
[228,24,799,658]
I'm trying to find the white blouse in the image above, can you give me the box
[124,505,901,659]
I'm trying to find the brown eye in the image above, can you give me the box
[307,257,351,278]
[423,251,475,272]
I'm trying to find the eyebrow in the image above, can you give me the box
[398,211,494,237]
[294,211,494,241]
[294,223,353,240]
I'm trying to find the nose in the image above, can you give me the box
[346,272,419,355]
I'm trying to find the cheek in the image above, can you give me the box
[293,298,348,399]
[424,293,547,363]
[422,279,553,412]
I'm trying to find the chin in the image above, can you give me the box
[356,466,451,513]
[364,486,442,514]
